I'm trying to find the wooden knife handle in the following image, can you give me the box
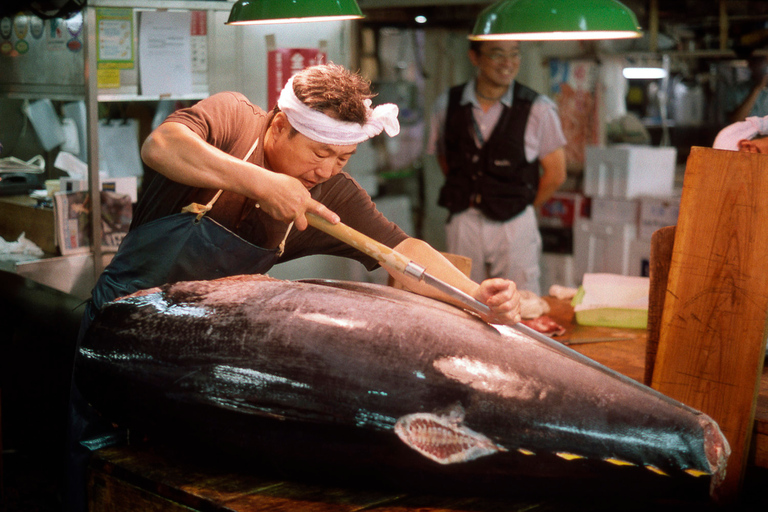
[306,213,411,273]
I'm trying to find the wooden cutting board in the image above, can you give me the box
[651,147,768,502]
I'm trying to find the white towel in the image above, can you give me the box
[713,115,768,150]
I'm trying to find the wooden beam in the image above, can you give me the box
[720,0,729,51]
[652,147,768,503]
[649,0,658,53]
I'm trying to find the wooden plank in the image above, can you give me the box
[90,445,285,509]
[651,147,768,502]
[645,226,676,386]
[89,469,195,512]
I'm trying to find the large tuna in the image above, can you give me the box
[75,275,729,500]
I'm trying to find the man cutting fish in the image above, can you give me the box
[66,63,521,512]
[87,63,520,329]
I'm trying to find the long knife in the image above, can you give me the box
[306,213,491,315]
[306,213,560,344]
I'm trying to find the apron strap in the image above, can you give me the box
[277,221,293,258]
[181,137,261,221]
[178,136,293,257]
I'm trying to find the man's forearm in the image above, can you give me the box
[533,147,566,208]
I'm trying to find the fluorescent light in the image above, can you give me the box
[415,15,427,24]
[622,67,667,79]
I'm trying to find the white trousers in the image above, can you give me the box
[445,206,542,295]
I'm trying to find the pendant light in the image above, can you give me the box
[226,0,364,26]
[470,0,642,41]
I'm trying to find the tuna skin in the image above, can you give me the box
[75,275,729,498]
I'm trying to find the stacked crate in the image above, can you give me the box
[574,144,679,282]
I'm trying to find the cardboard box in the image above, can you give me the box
[60,176,138,203]
[584,145,677,199]
[0,195,56,254]
[538,191,585,228]
[638,195,680,240]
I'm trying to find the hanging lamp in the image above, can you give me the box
[226,0,364,25]
[470,0,642,41]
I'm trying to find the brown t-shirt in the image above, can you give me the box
[132,91,407,270]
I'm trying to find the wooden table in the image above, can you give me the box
[87,297,768,511]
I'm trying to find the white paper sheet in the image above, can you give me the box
[98,119,144,178]
[139,11,192,97]
[23,99,66,151]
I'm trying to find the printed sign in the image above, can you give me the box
[267,48,326,110]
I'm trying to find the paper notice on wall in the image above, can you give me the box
[138,10,192,97]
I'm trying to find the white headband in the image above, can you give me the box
[713,115,768,151]
[277,76,400,145]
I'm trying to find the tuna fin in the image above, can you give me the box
[603,457,636,467]
[645,465,669,476]
[394,411,506,465]
[555,452,585,461]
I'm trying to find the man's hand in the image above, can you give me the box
[255,173,339,230]
[474,278,521,326]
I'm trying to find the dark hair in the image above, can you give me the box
[290,63,375,125]
[469,40,483,54]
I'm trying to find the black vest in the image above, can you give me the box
[438,81,539,221]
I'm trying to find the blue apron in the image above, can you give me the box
[85,208,281,325]
[67,139,285,512]
[85,136,278,326]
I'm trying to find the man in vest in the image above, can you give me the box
[428,40,567,295]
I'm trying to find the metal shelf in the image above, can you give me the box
[0,1,230,281]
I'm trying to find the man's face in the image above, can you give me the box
[267,113,357,189]
[738,137,768,154]
[470,41,521,88]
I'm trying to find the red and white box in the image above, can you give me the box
[537,191,585,228]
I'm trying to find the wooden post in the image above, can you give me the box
[651,147,768,503]
[649,0,658,53]
[645,225,675,386]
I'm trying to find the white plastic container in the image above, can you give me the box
[584,145,677,199]
[573,217,637,281]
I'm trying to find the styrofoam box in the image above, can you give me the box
[540,253,577,292]
[638,195,680,240]
[60,176,138,203]
[573,217,637,282]
[584,145,677,199]
[590,197,639,224]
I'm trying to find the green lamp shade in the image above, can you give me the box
[227,0,364,25]
[471,0,642,41]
